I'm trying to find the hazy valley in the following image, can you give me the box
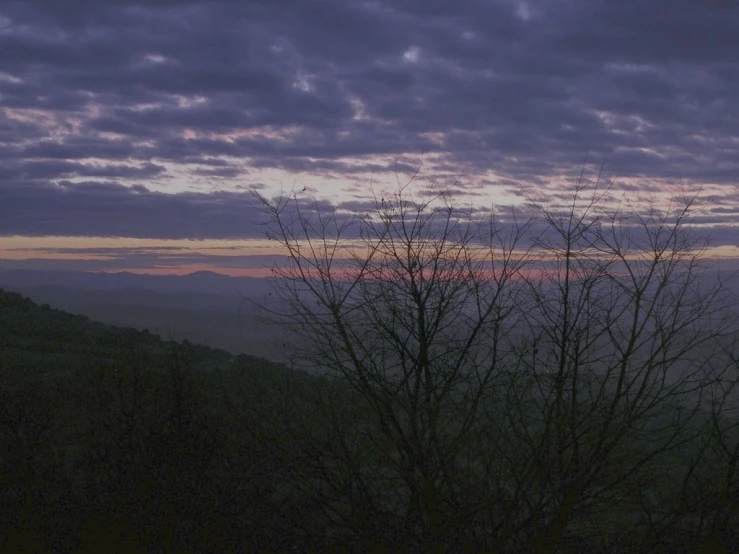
[0,268,290,362]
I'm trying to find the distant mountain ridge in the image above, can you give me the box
[9,284,248,312]
[0,268,274,297]
[0,287,233,374]
[0,279,290,361]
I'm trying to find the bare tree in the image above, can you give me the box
[252,177,738,552]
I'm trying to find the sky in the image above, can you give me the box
[1,0,739,276]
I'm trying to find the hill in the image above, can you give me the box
[0,287,233,374]
[1,281,290,361]
[0,268,274,296]
[2,288,738,552]
[0,287,328,552]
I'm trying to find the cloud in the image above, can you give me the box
[0,160,166,180]
[0,0,737,246]
[0,179,273,239]
[0,247,286,272]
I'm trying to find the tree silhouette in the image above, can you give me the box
[254,175,739,552]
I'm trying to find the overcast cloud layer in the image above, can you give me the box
[1,0,739,258]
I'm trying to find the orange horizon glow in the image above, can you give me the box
[2,235,739,280]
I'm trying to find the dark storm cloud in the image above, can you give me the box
[0,179,352,240]
[0,160,166,180]
[0,177,504,243]
[1,0,739,241]
[0,180,257,239]
[19,138,141,161]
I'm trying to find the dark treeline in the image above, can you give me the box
[0,288,325,552]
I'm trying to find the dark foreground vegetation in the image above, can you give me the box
[0,291,737,553]
[0,289,311,552]
[4,184,739,553]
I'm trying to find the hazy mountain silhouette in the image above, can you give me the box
[0,268,274,296]
[0,269,290,361]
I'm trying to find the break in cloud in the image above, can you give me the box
[1,0,739,272]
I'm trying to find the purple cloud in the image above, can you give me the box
[0,0,737,248]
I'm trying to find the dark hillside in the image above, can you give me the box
[3,284,287,361]
[2,288,738,552]
[0,288,332,553]
[0,288,232,372]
